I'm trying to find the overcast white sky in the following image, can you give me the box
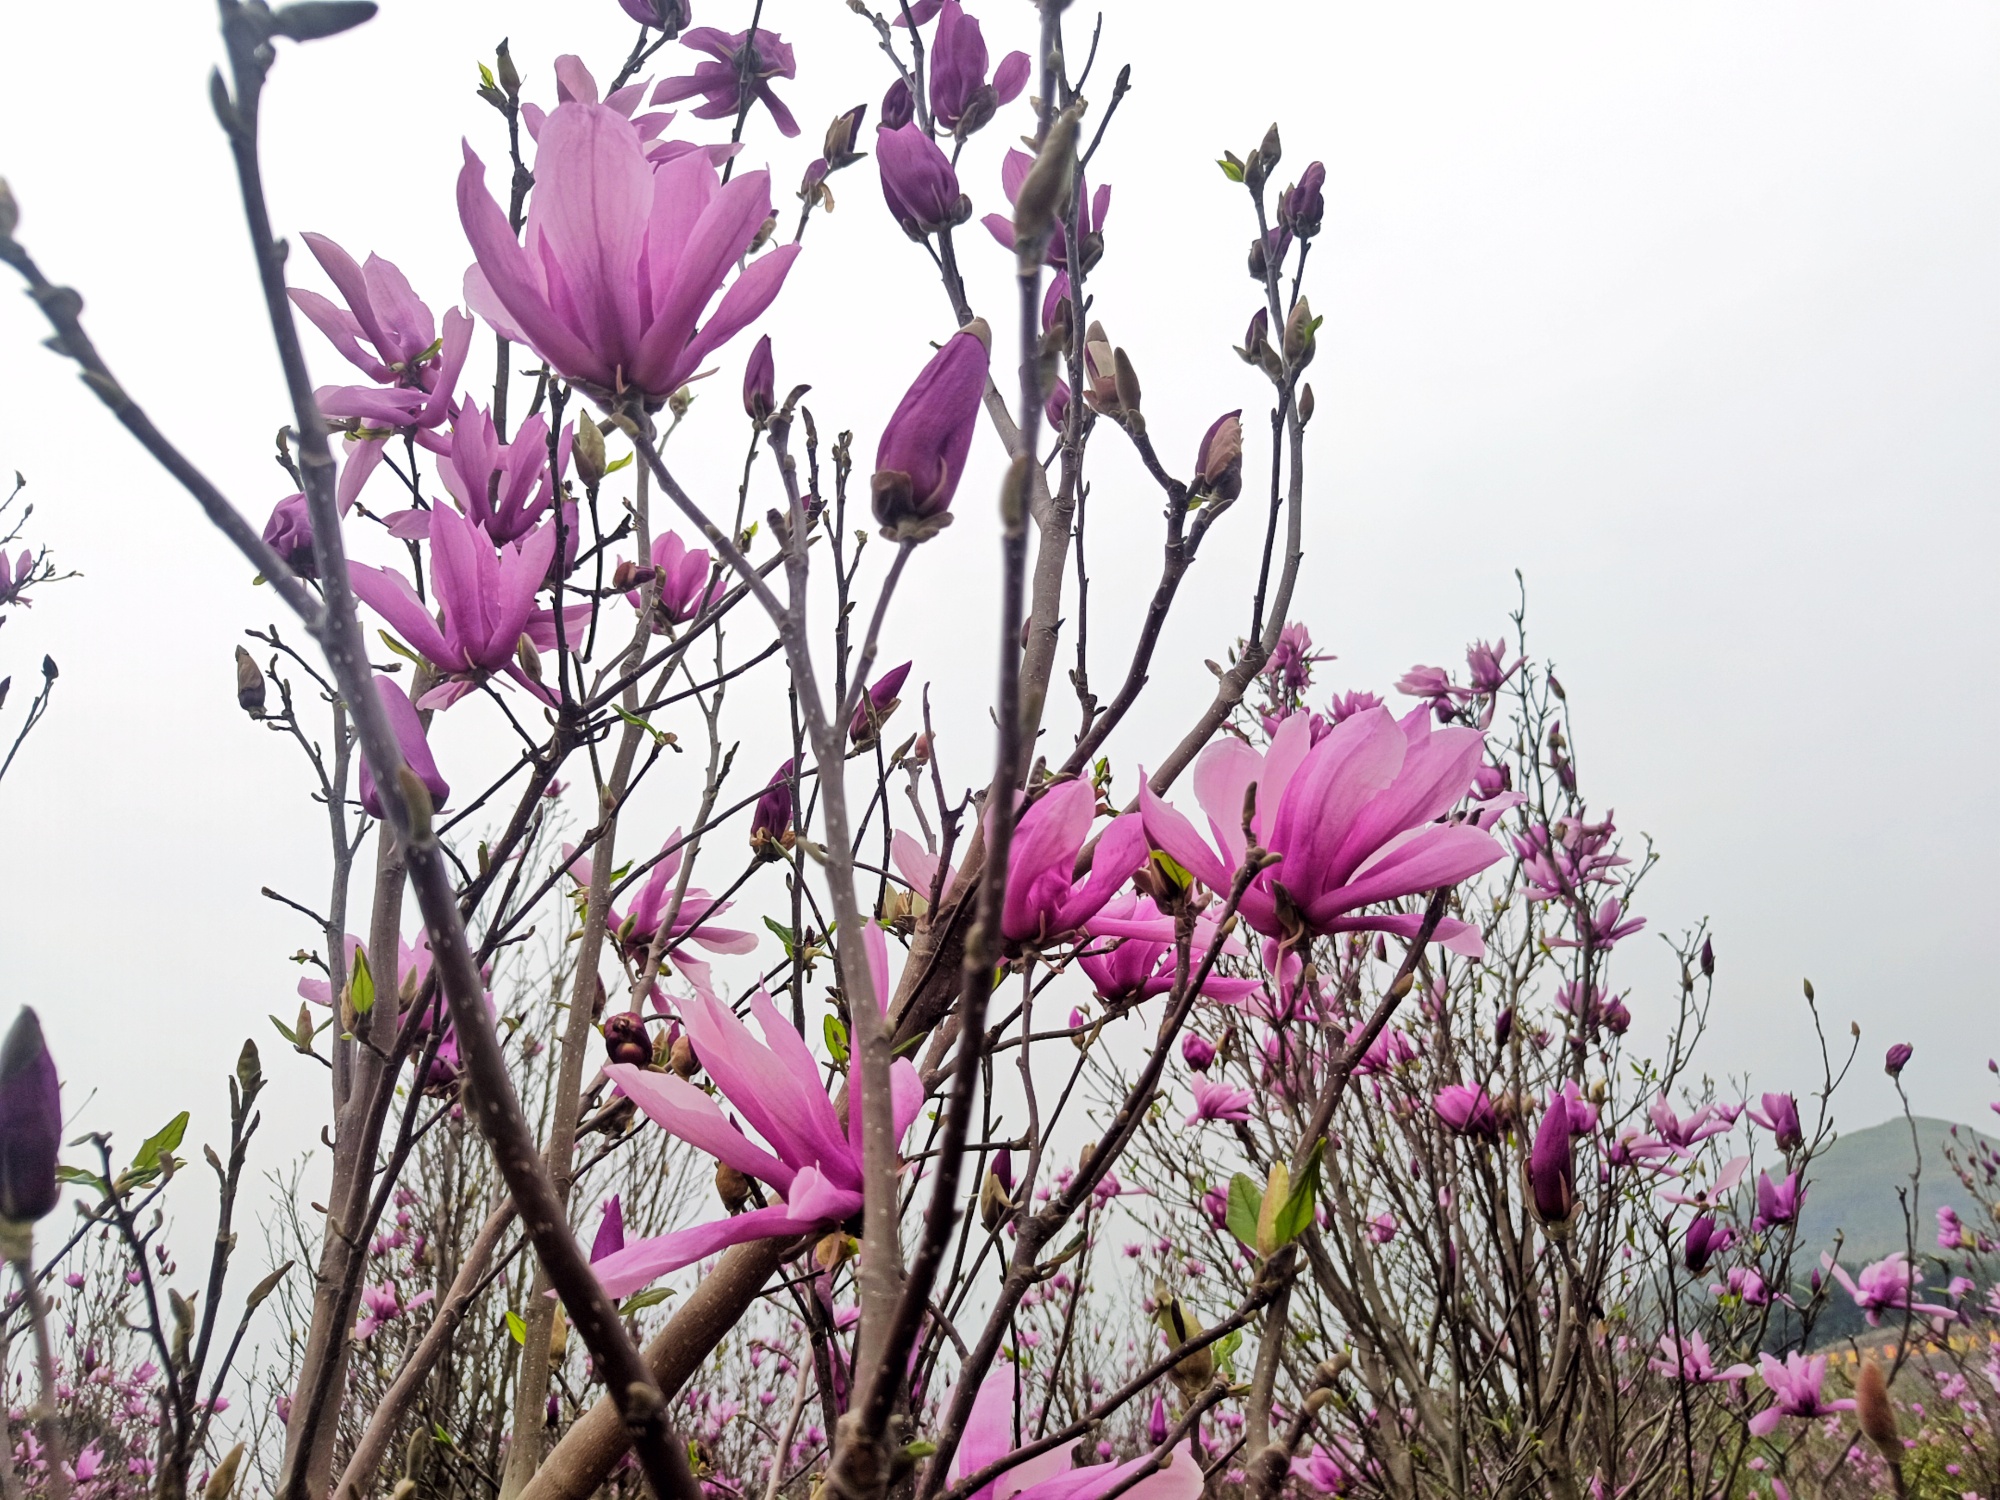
[1,0,1996,1214]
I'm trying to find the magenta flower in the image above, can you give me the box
[1753,1170,1803,1229]
[1547,896,1646,951]
[590,1195,625,1263]
[1683,1215,1734,1274]
[1264,622,1329,698]
[357,675,450,820]
[592,989,922,1296]
[1649,1332,1751,1385]
[459,102,800,402]
[877,123,970,238]
[1139,706,1505,956]
[1529,1087,1594,1227]
[290,234,470,436]
[262,494,317,578]
[983,149,1111,269]
[348,506,584,710]
[1181,1032,1217,1072]
[1290,1446,1356,1496]
[1000,778,1153,948]
[435,406,570,546]
[1747,1092,1803,1152]
[1885,1042,1913,1077]
[0,1008,61,1224]
[354,1282,436,1341]
[750,760,794,854]
[1465,638,1517,696]
[1187,1079,1254,1125]
[1394,664,1466,707]
[1327,689,1383,723]
[850,661,913,747]
[927,1,1029,134]
[947,1367,1202,1500]
[1432,1084,1500,1142]
[567,830,756,1000]
[742,334,775,421]
[1646,1095,1740,1154]
[627,529,722,628]
[1748,1352,1854,1436]
[873,319,991,540]
[1823,1252,1955,1327]
[652,27,801,137]
[620,0,690,28]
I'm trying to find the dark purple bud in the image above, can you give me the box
[880,77,914,131]
[743,335,776,423]
[1181,1033,1217,1072]
[603,1012,652,1068]
[357,675,450,821]
[1528,1092,1576,1231]
[872,320,991,541]
[1885,1043,1913,1078]
[876,123,969,238]
[929,1,1006,134]
[1599,996,1631,1036]
[1235,307,1271,368]
[1247,226,1292,282]
[262,493,317,579]
[1495,1007,1514,1047]
[1278,161,1325,239]
[1684,1215,1732,1274]
[751,760,795,856]
[850,661,912,746]
[1699,936,1714,978]
[0,1008,61,1224]
[990,1149,1013,1193]
[1192,411,1243,504]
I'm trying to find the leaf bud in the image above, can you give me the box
[715,1161,752,1213]
[1012,107,1081,254]
[668,1034,698,1078]
[1856,1359,1898,1456]
[235,645,267,717]
[573,417,606,488]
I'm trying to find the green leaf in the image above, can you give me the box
[431,1424,456,1448]
[505,1309,527,1345]
[269,1014,298,1045]
[613,703,674,748]
[376,629,423,666]
[349,946,375,1015]
[1213,1327,1244,1378]
[1217,157,1245,183]
[55,1164,105,1193]
[132,1112,191,1175]
[1225,1172,1262,1249]
[478,62,497,88]
[823,1014,850,1065]
[1271,1139,1324,1248]
[620,1287,675,1314]
[902,1440,938,1460]
[603,452,634,475]
[763,916,797,958]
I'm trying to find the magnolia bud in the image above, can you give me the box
[573,417,606,487]
[1283,296,1317,364]
[494,41,521,99]
[669,1034,698,1078]
[1856,1360,1898,1456]
[515,634,543,685]
[715,1161,752,1213]
[1012,108,1080,251]
[603,1012,651,1068]
[1297,384,1315,425]
[1112,348,1143,427]
[235,646,267,717]
[979,1169,1013,1231]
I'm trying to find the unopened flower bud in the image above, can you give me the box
[1856,1359,1898,1456]
[979,1169,1013,1231]
[0,1007,61,1225]
[1012,107,1080,252]
[880,77,914,132]
[1111,347,1143,426]
[494,41,521,99]
[743,334,776,423]
[715,1161,753,1213]
[1283,296,1317,364]
[573,416,606,488]
[1884,1042,1912,1078]
[235,645,267,717]
[0,178,18,241]
[669,1034,698,1078]
[1297,384,1315,425]
[1191,411,1243,504]
[1699,936,1715,978]
[823,105,868,171]
[1314,1354,1351,1384]
[515,633,543,685]
[1181,1033,1217,1072]
[603,1011,652,1068]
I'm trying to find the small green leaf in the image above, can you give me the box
[603,452,634,475]
[1225,1172,1262,1250]
[1213,1327,1244,1378]
[56,1165,105,1193]
[620,1287,675,1314]
[269,1014,298,1045]
[902,1440,938,1460]
[763,916,797,958]
[505,1309,527,1345]
[349,946,375,1015]
[478,62,497,88]
[613,703,674,748]
[1217,157,1245,183]
[132,1111,191,1175]
[1271,1139,1324,1248]
[376,630,423,666]
[823,1014,850,1064]
[431,1424,456,1447]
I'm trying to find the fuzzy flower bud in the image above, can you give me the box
[743,335,776,423]
[603,1012,652,1068]
[235,646,267,718]
[1192,410,1243,504]
[1884,1042,1912,1077]
[872,320,990,541]
[0,1008,61,1226]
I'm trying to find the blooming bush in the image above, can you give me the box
[0,4,1992,1500]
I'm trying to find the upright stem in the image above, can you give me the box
[11,1252,68,1500]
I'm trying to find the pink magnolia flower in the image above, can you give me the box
[1000,778,1153,948]
[626,529,724,628]
[1290,1445,1356,1496]
[592,984,922,1296]
[1649,1332,1751,1385]
[653,27,801,138]
[1368,1213,1397,1244]
[1074,894,1260,1007]
[1823,1252,1956,1327]
[348,506,587,710]
[947,1367,1201,1500]
[290,234,470,434]
[1747,1092,1804,1152]
[1140,707,1504,956]
[566,830,756,1001]
[1753,1170,1803,1229]
[927,1,1029,132]
[1433,1084,1500,1142]
[891,830,958,906]
[1748,1352,1854,1436]
[354,1282,436,1340]
[1548,896,1646,951]
[983,150,1111,270]
[428,405,571,546]
[356,674,450,820]
[458,102,799,401]
[1646,1095,1741,1154]
[1187,1079,1253,1125]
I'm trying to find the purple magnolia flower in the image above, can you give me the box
[1433,1084,1500,1142]
[1291,1446,1356,1496]
[348,505,586,710]
[1683,1215,1734,1274]
[872,320,991,540]
[999,779,1154,949]
[1465,638,1517,696]
[1648,1332,1751,1385]
[876,123,970,238]
[1885,1042,1913,1077]
[1646,1095,1740,1154]
[927,1,1029,134]
[1748,1352,1855,1436]
[1278,161,1325,239]
[354,1283,436,1341]
[590,1195,625,1263]
[290,234,470,439]
[750,761,794,855]
[0,1008,61,1224]
[1824,1252,1955,1327]
[434,406,570,546]
[879,76,915,131]
[1146,1396,1168,1446]
[1395,665,1466,707]
[1074,896,1261,1007]
[620,0,690,28]
[459,102,800,402]
[628,530,723,628]
[0,547,36,608]
[1180,1032,1217,1072]
[1548,896,1647,952]
[743,334,775,421]
[1188,1079,1253,1125]
[1747,1092,1803,1152]
[947,1367,1202,1500]
[1529,1087,1594,1228]
[357,675,451,820]
[1753,1170,1802,1229]
[1939,1204,1973,1251]
[653,26,801,137]
[592,987,923,1295]
[849,661,912,746]
[567,832,757,1001]
[983,149,1111,269]
[262,494,317,578]
[1139,705,1506,956]
[1263,622,1328,698]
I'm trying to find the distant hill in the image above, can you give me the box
[1794,1115,1994,1267]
